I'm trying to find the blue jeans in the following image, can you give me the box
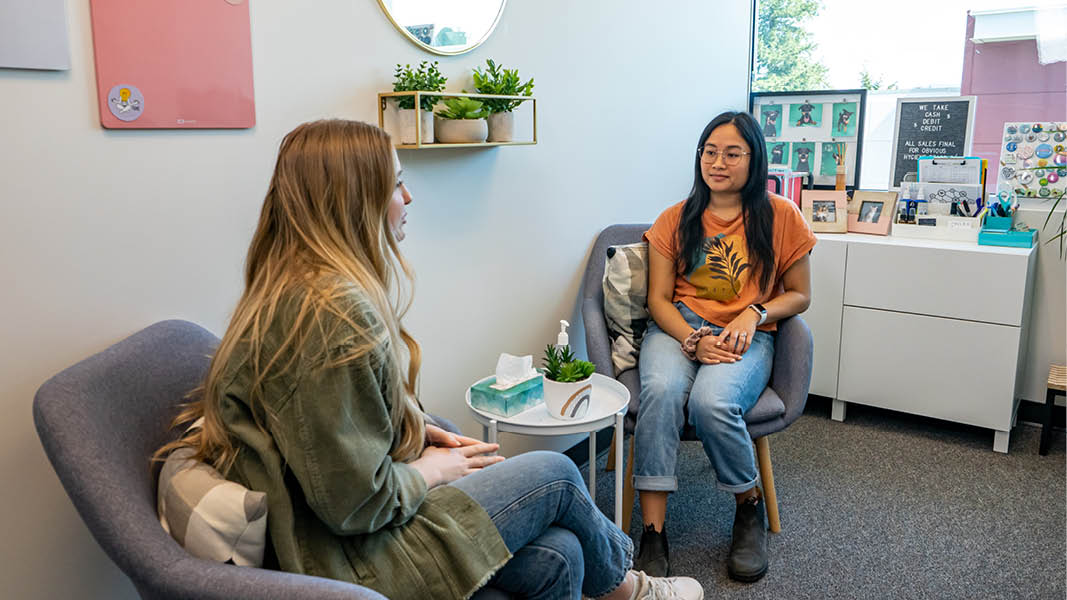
[450,451,633,600]
[634,302,775,494]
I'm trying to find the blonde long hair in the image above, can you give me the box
[154,119,424,473]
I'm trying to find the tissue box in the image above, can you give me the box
[469,374,544,417]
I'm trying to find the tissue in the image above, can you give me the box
[490,354,538,389]
[469,353,544,417]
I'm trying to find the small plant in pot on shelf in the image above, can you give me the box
[434,97,489,143]
[542,344,595,421]
[472,59,534,142]
[392,61,446,144]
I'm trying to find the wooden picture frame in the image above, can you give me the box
[749,88,867,190]
[802,190,848,233]
[848,191,898,235]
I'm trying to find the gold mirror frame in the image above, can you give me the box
[376,0,507,56]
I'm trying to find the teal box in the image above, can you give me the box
[978,227,1037,248]
[469,375,544,417]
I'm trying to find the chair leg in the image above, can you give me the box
[606,429,617,471]
[1041,388,1056,456]
[755,436,781,533]
[622,440,635,534]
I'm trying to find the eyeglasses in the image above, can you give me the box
[698,146,750,166]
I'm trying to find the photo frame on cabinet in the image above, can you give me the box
[847,191,897,235]
[802,190,848,233]
[749,89,866,190]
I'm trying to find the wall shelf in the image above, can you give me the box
[378,91,537,149]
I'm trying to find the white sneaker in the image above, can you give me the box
[631,569,704,600]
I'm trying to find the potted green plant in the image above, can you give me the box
[541,345,595,420]
[472,59,534,142]
[392,61,446,145]
[434,97,489,144]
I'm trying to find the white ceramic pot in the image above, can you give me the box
[543,377,593,420]
[398,108,433,145]
[487,112,515,142]
[435,117,488,144]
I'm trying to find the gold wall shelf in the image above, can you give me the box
[377,91,537,149]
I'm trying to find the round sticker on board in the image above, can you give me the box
[107,85,144,122]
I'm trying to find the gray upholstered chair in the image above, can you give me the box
[582,224,814,534]
[33,320,511,600]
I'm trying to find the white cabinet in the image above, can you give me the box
[804,234,1036,453]
[807,238,847,398]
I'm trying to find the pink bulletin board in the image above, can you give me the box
[89,0,255,129]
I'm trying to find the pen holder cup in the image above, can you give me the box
[984,215,1013,231]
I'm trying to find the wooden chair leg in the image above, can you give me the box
[1041,387,1056,456]
[755,436,781,533]
[622,440,635,534]
[606,429,617,471]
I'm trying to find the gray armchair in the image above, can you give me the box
[33,320,511,600]
[581,224,813,534]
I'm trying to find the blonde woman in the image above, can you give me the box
[155,120,703,600]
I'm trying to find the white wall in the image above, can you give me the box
[0,1,752,597]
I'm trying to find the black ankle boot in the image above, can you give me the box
[634,523,670,577]
[727,496,768,582]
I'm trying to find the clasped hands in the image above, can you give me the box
[691,309,759,365]
[417,424,504,487]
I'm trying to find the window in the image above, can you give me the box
[751,0,1048,190]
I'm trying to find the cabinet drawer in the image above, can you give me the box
[843,242,1030,326]
[837,307,1020,431]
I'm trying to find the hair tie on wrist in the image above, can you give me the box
[681,326,714,360]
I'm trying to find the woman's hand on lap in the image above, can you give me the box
[412,442,504,487]
[695,336,742,364]
[425,423,483,448]
[715,310,759,355]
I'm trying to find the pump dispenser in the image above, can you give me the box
[557,320,570,349]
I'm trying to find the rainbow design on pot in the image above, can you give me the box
[544,378,592,420]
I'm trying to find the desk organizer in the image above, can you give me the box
[469,374,544,417]
[978,215,1037,248]
[892,214,981,243]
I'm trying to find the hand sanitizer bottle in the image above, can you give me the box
[556,320,570,350]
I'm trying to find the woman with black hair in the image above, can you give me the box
[632,111,815,582]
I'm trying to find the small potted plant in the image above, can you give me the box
[472,59,534,142]
[393,61,446,145]
[434,97,489,143]
[542,345,595,420]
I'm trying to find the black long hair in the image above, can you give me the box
[676,111,775,294]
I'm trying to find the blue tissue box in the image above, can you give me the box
[469,374,544,417]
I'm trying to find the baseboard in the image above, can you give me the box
[566,394,1066,468]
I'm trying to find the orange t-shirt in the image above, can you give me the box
[643,193,816,332]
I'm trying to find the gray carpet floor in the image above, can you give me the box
[581,400,1066,600]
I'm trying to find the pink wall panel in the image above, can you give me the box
[971,92,1067,143]
[964,39,1066,95]
[960,14,1066,193]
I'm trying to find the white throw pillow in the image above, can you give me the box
[157,423,267,567]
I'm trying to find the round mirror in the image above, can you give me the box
[377,0,507,56]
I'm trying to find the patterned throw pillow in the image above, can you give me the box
[157,425,268,567]
[602,243,650,375]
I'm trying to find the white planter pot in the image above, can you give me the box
[543,377,593,420]
[487,112,515,142]
[397,109,433,145]
[434,117,488,144]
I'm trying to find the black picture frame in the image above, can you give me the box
[748,88,867,191]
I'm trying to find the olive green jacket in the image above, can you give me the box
[218,289,510,599]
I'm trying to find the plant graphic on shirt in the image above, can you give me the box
[699,233,751,298]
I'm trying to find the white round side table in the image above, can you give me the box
[466,373,629,527]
